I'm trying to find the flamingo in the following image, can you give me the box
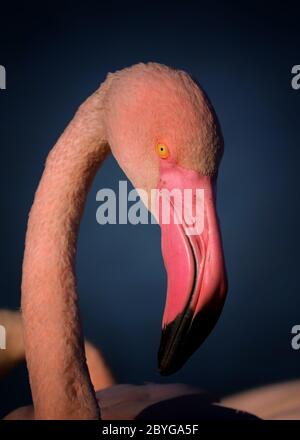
[4,63,230,419]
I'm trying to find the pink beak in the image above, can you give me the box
[157,160,228,375]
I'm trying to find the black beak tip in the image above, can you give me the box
[158,304,224,375]
[157,310,194,376]
[158,348,182,376]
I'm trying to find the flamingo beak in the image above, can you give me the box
[157,161,228,375]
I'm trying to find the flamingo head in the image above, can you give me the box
[104,63,227,375]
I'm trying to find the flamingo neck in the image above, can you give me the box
[21,89,109,419]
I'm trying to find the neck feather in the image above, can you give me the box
[21,88,109,419]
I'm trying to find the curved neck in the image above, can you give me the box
[21,89,109,419]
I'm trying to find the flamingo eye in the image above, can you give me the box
[156,143,169,159]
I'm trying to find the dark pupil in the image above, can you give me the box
[160,148,163,151]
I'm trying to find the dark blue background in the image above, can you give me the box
[0,0,299,418]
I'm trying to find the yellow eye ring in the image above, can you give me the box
[156,143,169,159]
